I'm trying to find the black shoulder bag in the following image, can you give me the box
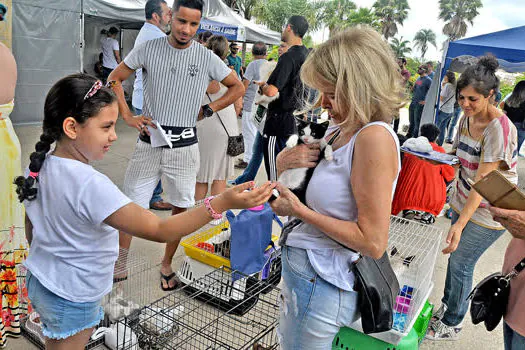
[352,251,400,334]
[468,257,525,331]
[206,93,244,157]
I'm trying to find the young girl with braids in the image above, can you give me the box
[14,73,275,350]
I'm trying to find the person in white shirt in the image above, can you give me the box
[131,0,173,212]
[100,27,121,82]
[15,73,274,349]
[236,41,267,169]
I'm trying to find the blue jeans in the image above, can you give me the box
[504,322,525,350]
[234,132,264,184]
[408,102,424,138]
[134,107,164,205]
[514,122,525,155]
[446,106,462,142]
[441,211,505,326]
[278,246,360,349]
[436,110,453,146]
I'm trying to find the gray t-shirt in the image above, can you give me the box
[439,82,456,114]
[124,38,231,128]
[242,59,266,112]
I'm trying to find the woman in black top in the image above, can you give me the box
[502,81,525,155]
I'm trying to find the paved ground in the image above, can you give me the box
[8,109,522,349]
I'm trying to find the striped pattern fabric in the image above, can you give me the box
[124,38,231,128]
[123,141,200,209]
[450,115,518,229]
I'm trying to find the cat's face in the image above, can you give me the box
[296,118,329,144]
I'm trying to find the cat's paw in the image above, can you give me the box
[324,145,334,161]
[286,134,299,148]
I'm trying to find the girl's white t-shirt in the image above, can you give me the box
[24,155,131,302]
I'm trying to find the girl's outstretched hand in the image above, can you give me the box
[213,181,276,212]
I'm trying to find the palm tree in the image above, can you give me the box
[321,0,357,36]
[439,0,483,40]
[413,29,437,60]
[372,0,410,40]
[390,36,412,57]
[347,7,380,30]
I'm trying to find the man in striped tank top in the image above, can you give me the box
[108,0,244,290]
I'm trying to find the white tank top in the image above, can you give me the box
[285,121,400,291]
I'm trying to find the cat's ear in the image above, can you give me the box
[295,115,308,125]
[318,120,330,127]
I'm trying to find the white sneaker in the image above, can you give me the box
[426,320,461,341]
[430,304,463,329]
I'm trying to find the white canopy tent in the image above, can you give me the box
[10,0,280,124]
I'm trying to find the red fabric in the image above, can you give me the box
[392,143,455,216]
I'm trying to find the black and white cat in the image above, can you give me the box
[276,117,333,203]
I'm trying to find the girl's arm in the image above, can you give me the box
[271,126,398,259]
[105,182,274,243]
[25,214,33,246]
[442,161,500,253]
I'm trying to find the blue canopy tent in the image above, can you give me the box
[421,25,525,128]
[198,18,246,42]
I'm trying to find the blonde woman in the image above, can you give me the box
[270,27,403,348]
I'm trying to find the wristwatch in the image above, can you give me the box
[202,104,214,118]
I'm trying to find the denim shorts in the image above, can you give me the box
[26,271,104,339]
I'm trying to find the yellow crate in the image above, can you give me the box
[181,221,279,269]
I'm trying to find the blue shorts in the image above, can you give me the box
[26,271,104,339]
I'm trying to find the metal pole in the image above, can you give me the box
[80,0,84,72]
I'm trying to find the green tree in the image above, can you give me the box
[439,0,483,40]
[321,0,356,35]
[390,36,412,57]
[413,29,436,60]
[347,7,380,30]
[372,0,410,40]
[253,0,321,33]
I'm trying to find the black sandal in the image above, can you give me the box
[160,272,180,291]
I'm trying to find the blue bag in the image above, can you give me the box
[226,203,282,280]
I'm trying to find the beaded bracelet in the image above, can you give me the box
[204,196,222,220]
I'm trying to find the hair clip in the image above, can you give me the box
[83,80,116,101]
[28,171,39,179]
[84,80,103,100]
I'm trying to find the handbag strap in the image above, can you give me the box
[512,257,525,275]
[439,93,455,111]
[326,129,341,146]
[206,92,231,137]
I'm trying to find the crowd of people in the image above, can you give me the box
[1,0,524,349]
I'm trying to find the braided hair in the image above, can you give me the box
[14,73,116,202]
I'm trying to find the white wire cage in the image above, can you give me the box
[350,215,444,345]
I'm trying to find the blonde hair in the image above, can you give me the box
[300,26,404,132]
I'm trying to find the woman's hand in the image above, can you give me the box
[124,114,155,135]
[269,183,306,217]
[276,143,320,176]
[212,181,276,212]
[489,207,525,239]
[442,222,465,254]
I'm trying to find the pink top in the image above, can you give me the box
[503,238,525,336]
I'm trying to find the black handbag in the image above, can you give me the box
[468,257,525,331]
[352,252,400,334]
[206,93,244,157]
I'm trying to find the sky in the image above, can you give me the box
[312,0,525,61]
